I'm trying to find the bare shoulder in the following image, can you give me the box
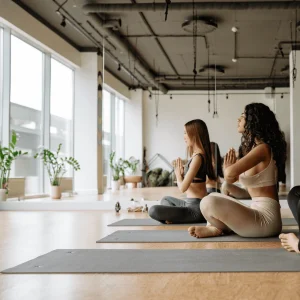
[190,153,203,166]
[250,143,271,159]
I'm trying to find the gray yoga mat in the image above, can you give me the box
[107,218,297,227]
[108,219,206,226]
[2,248,300,274]
[97,229,298,243]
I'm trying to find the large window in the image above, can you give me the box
[115,96,125,159]
[0,25,75,198]
[102,88,125,190]
[10,35,43,195]
[50,58,74,177]
[0,28,3,145]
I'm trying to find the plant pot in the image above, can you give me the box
[124,176,142,189]
[51,185,61,200]
[111,180,120,192]
[119,176,125,186]
[0,189,7,201]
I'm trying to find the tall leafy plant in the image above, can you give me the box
[109,151,120,181]
[34,143,80,186]
[0,131,28,191]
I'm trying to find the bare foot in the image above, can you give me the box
[279,233,300,253]
[188,225,223,238]
[165,220,172,224]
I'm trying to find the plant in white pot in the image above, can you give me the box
[0,131,28,201]
[109,152,121,192]
[34,144,80,199]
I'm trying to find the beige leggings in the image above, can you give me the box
[221,181,251,199]
[200,193,282,237]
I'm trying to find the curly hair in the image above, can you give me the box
[241,103,287,181]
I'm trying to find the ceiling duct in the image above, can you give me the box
[86,13,168,94]
[102,19,122,31]
[198,65,225,75]
[82,2,300,14]
[182,17,217,35]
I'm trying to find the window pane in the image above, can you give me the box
[102,90,111,189]
[0,28,3,144]
[50,58,73,177]
[10,35,43,195]
[115,97,125,159]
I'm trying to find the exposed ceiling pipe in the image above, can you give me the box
[156,78,289,85]
[155,75,288,81]
[130,0,179,76]
[86,13,168,94]
[82,2,300,14]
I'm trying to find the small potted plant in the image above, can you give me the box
[34,144,80,199]
[0,131,28,201]
[109,152,121,191]
[124,157,142,188]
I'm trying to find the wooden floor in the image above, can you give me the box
[0,187,299,300]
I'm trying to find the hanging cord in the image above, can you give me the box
[291,11,298,87]
[127,26,134,87]
[164,0,171,21]
[133,37,138,87]
[213,60,218,118]
[192,0,197,84]
[155,90,159,127]
[207,47,211,113]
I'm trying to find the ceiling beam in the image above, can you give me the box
[83,2,300,14]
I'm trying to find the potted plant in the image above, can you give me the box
[34,144,80,199]
[124,157,142,188]
[0,131,28,201]
[118,158,129,187]
[109,151,121,191]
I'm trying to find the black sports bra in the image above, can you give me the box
[184,153,206,183]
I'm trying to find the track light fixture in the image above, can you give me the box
[60,16,66,27]
[226,94,229,99]
[170,94,173,100]
[281,93,284,99]
[149,93,152,99]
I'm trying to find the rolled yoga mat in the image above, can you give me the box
[97,229,298,243]
[3,248,300,274]
[107,218,297,227]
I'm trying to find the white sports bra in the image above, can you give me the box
[239,154,277,188]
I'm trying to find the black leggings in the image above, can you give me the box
[287,186,300,251]
[148,196,206,224]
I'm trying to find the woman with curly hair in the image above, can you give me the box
[189,103,287,238]
[220,144,251,199]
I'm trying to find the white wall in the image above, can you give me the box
[290,51,300,186]
[275,88,290,186]
[104,70,130,100]
[143,90,290,183]
[124,89,143,174]
[74,53,98,194]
